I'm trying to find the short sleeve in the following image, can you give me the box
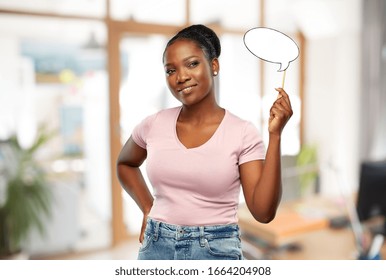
[239,122,266,165]
[131,113,157,149]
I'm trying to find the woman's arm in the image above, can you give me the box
[116,136,154,242]
[240,88,293,223]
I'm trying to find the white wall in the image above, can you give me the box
[267,0,363,195]
[299,0,362,195]
[305,32,361,196]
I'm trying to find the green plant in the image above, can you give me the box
[296,144,319,195]
[0,128,54,257]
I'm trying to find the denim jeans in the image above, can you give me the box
[137,218,244,260]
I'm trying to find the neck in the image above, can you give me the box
[179,101,223,124]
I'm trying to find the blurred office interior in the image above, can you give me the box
[0,0,385,260]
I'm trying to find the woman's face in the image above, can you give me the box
[163,39,218,106]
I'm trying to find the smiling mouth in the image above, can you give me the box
[178,85,196,94]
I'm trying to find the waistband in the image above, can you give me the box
[145,218,240,241]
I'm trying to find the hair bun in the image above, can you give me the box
[165,24,221,61]
[187,25,221,58]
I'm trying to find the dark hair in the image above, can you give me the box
[163,24,221,62]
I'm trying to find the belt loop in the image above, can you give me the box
[153,221,160,241]
[199,226,205,247]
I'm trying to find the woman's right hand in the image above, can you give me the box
[139,214,148,243]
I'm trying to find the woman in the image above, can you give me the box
[117,24,293,260]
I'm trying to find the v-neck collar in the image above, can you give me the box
[174,106,227,150]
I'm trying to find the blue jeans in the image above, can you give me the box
[138,218,244,260]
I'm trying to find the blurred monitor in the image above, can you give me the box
[356,160,386,235]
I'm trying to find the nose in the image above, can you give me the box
[176,69,190,84]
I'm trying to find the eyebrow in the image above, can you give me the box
[164,55,200,67]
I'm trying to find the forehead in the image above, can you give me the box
[163,39,205,65]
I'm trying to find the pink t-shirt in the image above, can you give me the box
[132,106,265,226]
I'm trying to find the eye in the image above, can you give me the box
[188,60,199,68]
[165,68,175,76]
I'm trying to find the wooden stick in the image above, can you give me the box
[281,69,287,89]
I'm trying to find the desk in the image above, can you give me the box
[238,196,386,260]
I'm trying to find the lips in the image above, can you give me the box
[178,85,196,94]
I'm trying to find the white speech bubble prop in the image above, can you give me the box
[244,27,299,72]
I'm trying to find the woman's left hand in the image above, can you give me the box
[268,88,293,136]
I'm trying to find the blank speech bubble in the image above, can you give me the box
[244,27,299,72]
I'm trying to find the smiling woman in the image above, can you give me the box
[163,39,218,107]
[116,24,294,260]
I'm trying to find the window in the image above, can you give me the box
[111,0,186,24]
[0,0,105,17]
[0,15,110,255]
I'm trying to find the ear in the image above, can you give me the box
[211,58,219,76]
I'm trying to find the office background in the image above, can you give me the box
[0,0,385,259]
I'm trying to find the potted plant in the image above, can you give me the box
[0,128,53,259]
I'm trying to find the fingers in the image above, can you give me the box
[271,103,292,121]
[269,87,293,135]
[270,106,288,120]
[139,223,145,243]
[139,215,148,243]
[275,87,292,109]
[274,88,292,113]
[269,111,291,135]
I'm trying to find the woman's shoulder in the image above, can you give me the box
[141,106,181,123]
[132,106,181,145]
[225,109,255,128]
[224,109,262,138]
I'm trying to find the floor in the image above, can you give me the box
[37,236,267,260]
[30,183,142,260]
[35,238,141,260]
